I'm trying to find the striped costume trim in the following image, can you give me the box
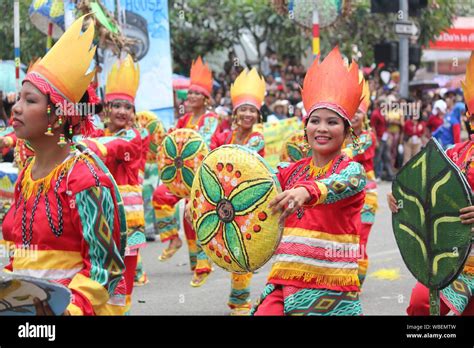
[9,268,82,280]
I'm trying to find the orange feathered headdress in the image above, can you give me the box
[462,51,474,114]
[189,56,213,98]
[302,46,363,124]
[358,71,371,114]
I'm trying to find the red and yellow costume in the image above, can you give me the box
[253,47,366,316]
[209,68,266,313]
[2,16,127,315]
[153,57,218,277]
[343,76,378,285]
[80,54,145,310]
[407,52,474,316]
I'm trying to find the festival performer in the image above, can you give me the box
[153,57,219,287]
[343,75,378,286]
[80,54,145,310]
[209,68,265,315]
[136,111,163,243]
[3,16,127,315]
[252,47,366,316]
[132,112,151,286]
[388,52,474,316]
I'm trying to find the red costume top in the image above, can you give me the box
[210,128,265,157]
[445,140,474,275]
[267,155,366,291]
[175,111,219,146]
[404,120,426,138]
[80,127,145,254]
[5,149,127,315]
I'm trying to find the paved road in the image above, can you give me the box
[132,181,417,315]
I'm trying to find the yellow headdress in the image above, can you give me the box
[462,52,474,114]
[24,15,96,106]
[230,68,266,112]
[105,54,140,104]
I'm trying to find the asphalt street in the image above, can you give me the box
[132,181,417,315]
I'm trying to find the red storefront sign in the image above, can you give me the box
[429,28,474,50]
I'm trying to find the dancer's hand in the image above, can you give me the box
[387,192,398,213]
[460,206,474,225]
[269,187,311,225]
[34,298,55,316]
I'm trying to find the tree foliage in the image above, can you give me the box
[169,0,311,73]
[321,0,457,65]
[0,0,46,65]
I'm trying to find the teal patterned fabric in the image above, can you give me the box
[229,288,251,307]
[441,271,474,315]
[251,284,362,316]
[284,288,362,316]
[320,161,367,204]
[75,186,125,295]
[346,132,373,156]
[198,116,219,146]
[143,163,159,237]
[247,135,265,155]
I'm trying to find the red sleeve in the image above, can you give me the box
[453,124,461,144]
[210,130,223,150]
[176,114,189,129]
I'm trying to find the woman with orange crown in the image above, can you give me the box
[153,56,219,287]
[80,53,146,312]
[343,74,378,287]
[251,47,367,315]
[207,67,265,314]
[388,52,474,316]
[4,15,127,315]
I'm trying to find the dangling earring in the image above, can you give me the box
[259,112,263,124]
[57,114,67,147]
[302,128,311,154]
[350,127,360,152]
[45,105,54,136]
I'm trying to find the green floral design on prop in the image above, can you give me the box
[196,163,274,270]
[287,143,305,162]
[160,136,205,189]
[392,139,472,290]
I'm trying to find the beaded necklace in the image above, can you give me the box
[285,154,345,219]
[16,150,101,247]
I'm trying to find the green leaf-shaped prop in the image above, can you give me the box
[392,139,472,315]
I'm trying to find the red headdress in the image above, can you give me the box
[302,47,363,125]
[189,56,213,98]
[462,51,474,114]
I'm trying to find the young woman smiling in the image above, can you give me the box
[252,47,367,316]
[153,57,219,287]
[79,54,145,313]
[208,68,265,315]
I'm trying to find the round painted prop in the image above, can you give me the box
[158,129,208,198]
[137,111,166,162]
[190,145,283,273]
[280,130,310,163]
[392,139,472,290]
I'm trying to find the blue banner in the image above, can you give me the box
[102,0,174,128]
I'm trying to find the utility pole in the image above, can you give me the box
[399,0,409,98]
